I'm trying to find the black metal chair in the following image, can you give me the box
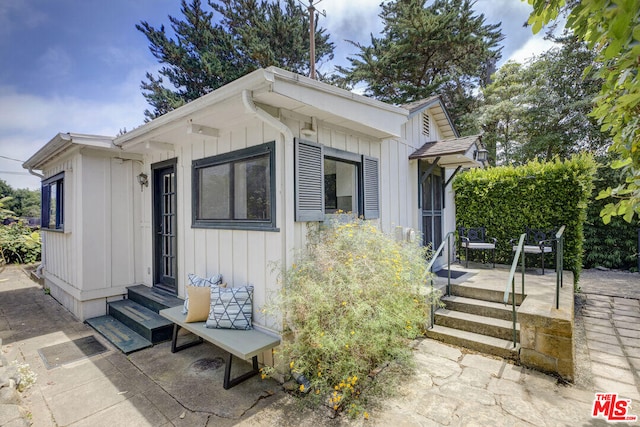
[459,226,497,268]
[511,227,556,274]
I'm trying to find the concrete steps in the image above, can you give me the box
[86,285,183,354]
[426,280,523,361]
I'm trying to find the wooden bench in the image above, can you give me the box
[159,305,280,389]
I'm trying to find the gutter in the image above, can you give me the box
[241,89,293,141]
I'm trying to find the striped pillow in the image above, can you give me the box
[206,285,254,330]
[182,273,223,314]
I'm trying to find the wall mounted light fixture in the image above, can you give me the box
[474,148,489,163]
[137,172,149,191]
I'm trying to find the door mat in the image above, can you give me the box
[435,269,467,279]
[38,335,108,369]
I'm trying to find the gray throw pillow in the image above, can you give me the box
[206,285,254,330]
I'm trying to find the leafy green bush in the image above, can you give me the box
[453,154,596,283]
[0,222,41,264]
[584,158,639,271]
[264,218,433,417]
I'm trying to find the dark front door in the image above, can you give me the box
[152,159,177,294]
[420,161,443,252]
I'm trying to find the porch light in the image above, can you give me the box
[474,148,489,163]
[137,172,149,191]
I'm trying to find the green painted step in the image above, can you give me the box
[109,299,174,343]
[127,284,183,313]
[86,315,152,354]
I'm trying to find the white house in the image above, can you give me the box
[23,67,484,333]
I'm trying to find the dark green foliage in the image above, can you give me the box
[138,0,334,120]
[584,157,639,271]
[453,155,597,283]
[335,0,503,133]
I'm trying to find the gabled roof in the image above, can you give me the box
[409,135,483,168]
[22,133,115,171]
[114,67,409,151]
[402,96,458,140]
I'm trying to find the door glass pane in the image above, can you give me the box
[433,174,443,210]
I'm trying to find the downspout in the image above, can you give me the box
[241,89,295,307]
[27,168,46,277]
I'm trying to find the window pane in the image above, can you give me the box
[49,182,57,229]
[199,164,231,219]
[324,158,357,213]
[234,156,270,220]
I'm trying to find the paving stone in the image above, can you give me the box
[521,369,559,393]
[613,315,640,324]
[456,403,532,427]
[585,294,614,302]
[418,339,462,362]
[414,392,460,425]
[616,321,640,332]
[588,350,632,370]
[582,310,611,320]
[487,377,527,399]
[583,317,614,327]
[592,376,640,401]
[460,354,510,377]
[613,297,640,307]
[413,352,462,380]
[531,394,593,426]
[612,307,640,318]
[629,357,640,371]
[438,381,496,406]
[457,366,493,389]
[499,364,523,382]
[620,336,640,349]
[617,327,640,339]
[584,299,612,308]
[583,323,616,335]
[590,363,636,385]
[587,339,626,356]
[498,394,546,426]
[585,330,621,346]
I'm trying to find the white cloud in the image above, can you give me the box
[38,46,73,81]
[506,32,558,64]
[0,2,47,38]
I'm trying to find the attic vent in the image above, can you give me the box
[422,113,430,138]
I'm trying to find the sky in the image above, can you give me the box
[0,0,558,190]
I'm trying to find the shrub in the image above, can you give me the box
[0,222,41,264]
[584,157,639,271]
[264,218,433,417]
[453,154,596,283]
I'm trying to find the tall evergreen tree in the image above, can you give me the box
[335,0,503,131]
[138,0,334,120]
[472,34,608,165]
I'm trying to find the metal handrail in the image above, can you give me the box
[555,225,566,309]
[426,231,455,328]
[504,233,526,348]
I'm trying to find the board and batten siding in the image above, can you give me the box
[138,121,286,333]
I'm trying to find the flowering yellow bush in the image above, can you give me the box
[266,217,434,417]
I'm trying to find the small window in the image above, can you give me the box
[422,113,430,138]
[324,158,358,214]
[294,139,379,221]
[192,142,276,230]
[41,172,64,231]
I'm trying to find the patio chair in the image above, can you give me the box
[511,227,556,274]
[458,226,497,268]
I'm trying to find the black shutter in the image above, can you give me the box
[362,155,379,219]
[295,138,324,221]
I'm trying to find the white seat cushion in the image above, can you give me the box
[513,245,553,254]
[464,242,495,250]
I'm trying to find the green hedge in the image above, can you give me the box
[584,158,639,271]
[453,154,596,283]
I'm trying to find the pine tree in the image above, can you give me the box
[335,0,503,132]
[138,0,334,120]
